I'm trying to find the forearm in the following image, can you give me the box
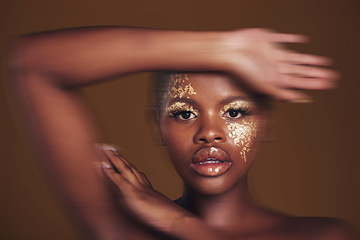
[15,27,228,87]
[7,26,337,239]
[13,26,335,99]
[8,26,230,240]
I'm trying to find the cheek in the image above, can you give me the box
[160,120,194,161]
[161,119,184,145]
[160,120,194,168]
[226,119,259,163]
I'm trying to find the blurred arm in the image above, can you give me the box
[7,26,228,239]
[7,26,337,239]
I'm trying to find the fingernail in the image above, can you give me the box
[289,99,314,104]
[101,161,111,169]
[101,143,117,152]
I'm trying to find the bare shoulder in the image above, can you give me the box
[289,217,360,240]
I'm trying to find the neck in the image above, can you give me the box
[178,178,258,228]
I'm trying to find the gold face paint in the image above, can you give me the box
[220,100,257,163]
[219,100,254,116]
[166,73,197,99]
[226,121,257,162]
[167,102,199,117]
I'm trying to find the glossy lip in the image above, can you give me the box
[191,147,232,177]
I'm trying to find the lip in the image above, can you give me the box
[191,147,232,177]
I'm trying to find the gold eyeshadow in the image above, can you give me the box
[165,73,197,99]
[219,100,254,116]
[167,102,199,117]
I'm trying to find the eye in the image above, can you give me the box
[167,103,199,121]
[177,111,197,120]
[224,108,251,119]
[168,110,197,120]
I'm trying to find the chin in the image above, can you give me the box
[184,174,246,197]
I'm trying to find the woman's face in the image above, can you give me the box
[158,73,270,195]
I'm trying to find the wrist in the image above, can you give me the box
[203,29,250,73]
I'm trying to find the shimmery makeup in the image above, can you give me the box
[166,74,197,99]
[219,100,254,116]
[226,121,257,162]
[220,100,257,162]
[167,102,199,117]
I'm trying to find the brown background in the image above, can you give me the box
[1,0,359,239]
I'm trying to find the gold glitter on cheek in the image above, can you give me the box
[166,74,197,99]
[226,120,257,162]
[167,102,199,117]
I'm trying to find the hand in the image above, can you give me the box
[101,144,189,235]
[222,28,338,101]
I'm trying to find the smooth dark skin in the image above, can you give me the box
[7,26,357,239]
[162,74,358,240]
[104,73,358,240]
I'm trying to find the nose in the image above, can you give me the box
[194,115,226,144]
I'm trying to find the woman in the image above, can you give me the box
[8,26,355,239]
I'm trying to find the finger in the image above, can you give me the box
[127,164,148,186]
[232,63,311,103]
[112,152,148,186]
[244,74,313,103]
[103,147,142,187]
[102,161,135,193]
[279,64,339,80]
[102,161,127,186]
[104,147,135,171]
[102,144,147,186]
[272,33,309,43]
[140,172,153,188]
[278,51,333,66]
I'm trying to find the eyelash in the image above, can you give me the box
[169,110,197,120]
[168,107,251,120]
[224,108,252,119]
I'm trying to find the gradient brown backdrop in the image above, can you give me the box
[1,0,359,239]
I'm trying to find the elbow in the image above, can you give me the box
[5,35,57,96]
[6,35,59,89]
[8,35,78,88]
[7,36,38,75]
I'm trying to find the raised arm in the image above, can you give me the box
[7,26,336,239]
[13,27,336,96]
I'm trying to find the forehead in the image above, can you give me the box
[187,73,247,98]
[165,72,250,104]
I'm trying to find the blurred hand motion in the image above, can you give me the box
[224,28,338,101]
